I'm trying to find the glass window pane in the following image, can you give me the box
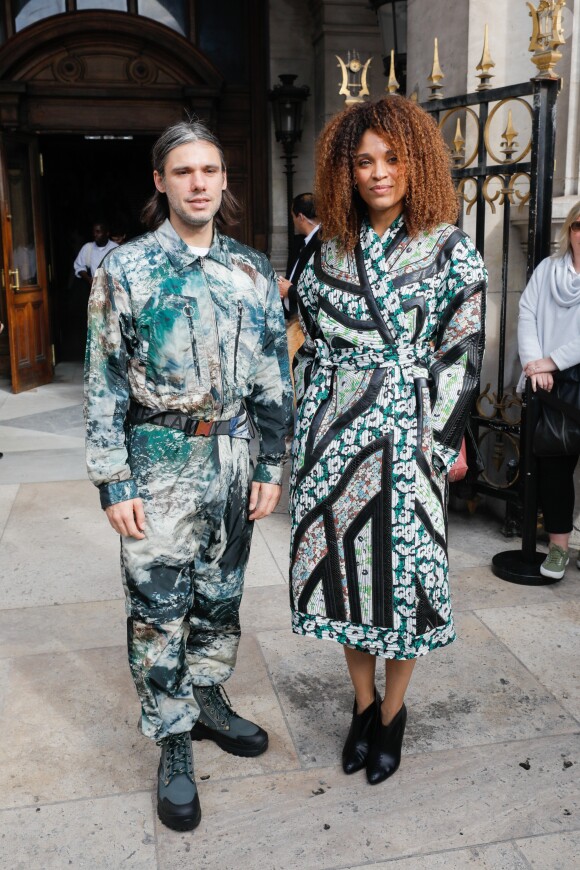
[76,1,128,10]
[7,143,38,288]
[14,0,65,32]
[138,0,186,35]
[197,0,248,84]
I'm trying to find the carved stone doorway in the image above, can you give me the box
[0,9,268,383]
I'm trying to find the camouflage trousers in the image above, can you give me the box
[121,423,253,740]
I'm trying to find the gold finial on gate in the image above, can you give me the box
[428,38,445,100]
[500,110,519,161]
[452,118,466,166]
[476,24,496,91]
[527,1,567,79]
[386,49,400,94]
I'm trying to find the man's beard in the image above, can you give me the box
[171,199,220,228]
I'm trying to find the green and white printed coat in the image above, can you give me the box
[85,219,293,508]
[290,216,486,659]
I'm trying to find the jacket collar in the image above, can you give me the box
[154,218,233,272]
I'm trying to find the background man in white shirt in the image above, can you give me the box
[73,221,118,286]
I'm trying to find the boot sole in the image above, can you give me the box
[539,560,568,579]
[157,798,202,832]
[191,723,268,757]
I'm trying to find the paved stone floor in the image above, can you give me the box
[0,364,579,870]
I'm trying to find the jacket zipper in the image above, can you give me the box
[200,259,223,413]
[183,303,201,380]
[233,300,243,382]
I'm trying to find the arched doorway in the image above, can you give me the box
[0,8,269,388]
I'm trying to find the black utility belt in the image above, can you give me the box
[128,401,245,437]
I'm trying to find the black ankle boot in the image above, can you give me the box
[342,689,380,775]
[366,703,407,785]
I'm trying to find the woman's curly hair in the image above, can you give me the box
[315,96,459,252]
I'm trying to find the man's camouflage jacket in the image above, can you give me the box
[84,218,293,509]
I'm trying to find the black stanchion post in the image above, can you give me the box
[491,76,559,585]
[491,380,554,584]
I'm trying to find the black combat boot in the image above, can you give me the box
[157,732,201,831]
[191,685,268,757]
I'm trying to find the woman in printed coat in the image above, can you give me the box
[290,96,486,784]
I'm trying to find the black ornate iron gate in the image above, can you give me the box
[420,73,562,580]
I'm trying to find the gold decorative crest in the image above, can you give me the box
[336,51,372,105]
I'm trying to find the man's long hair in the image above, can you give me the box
[140,120,240,231]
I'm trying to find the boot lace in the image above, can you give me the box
[201,685,239,728]
[158,733,194,784]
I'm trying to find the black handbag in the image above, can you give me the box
[534,364,580,456]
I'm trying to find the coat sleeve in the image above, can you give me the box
[84,259,139,509]
[550,335,580,370]
[292,260,320,407]
[429,234,487,473]
[517,263,544,367]
[245,267,294,485]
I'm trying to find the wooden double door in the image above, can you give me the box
[0,134,52,393]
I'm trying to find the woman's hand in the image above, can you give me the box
[529,371,554,392]
[524,357,557,392]
[524,356,557,377]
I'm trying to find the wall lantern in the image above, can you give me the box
[371,0,408,95]
[268,74,310,256]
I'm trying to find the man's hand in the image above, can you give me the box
[277,276,292,300]
[105,498,146,539]
[248,481,282,521]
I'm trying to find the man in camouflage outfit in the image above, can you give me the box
[85,121,292,831]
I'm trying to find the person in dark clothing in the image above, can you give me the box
[277,193,320,374]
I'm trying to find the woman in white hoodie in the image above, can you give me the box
[518,200,580,579]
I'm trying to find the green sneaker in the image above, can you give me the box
[157,733,201,831]
[191,684,268,757]
[540,544,569,580]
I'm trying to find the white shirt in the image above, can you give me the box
[74,239,118,278]
[187,246,210,257]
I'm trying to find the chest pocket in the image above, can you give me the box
[139,294,209,396]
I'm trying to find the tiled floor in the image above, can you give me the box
[0,365,578,869]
